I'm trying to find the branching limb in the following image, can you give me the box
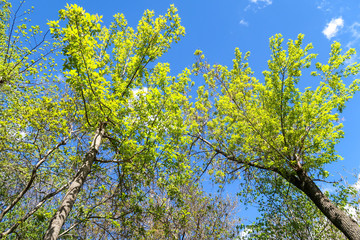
[0,137,68,222]
[0,183,68,238]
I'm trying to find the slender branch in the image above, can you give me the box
[212,69,291,163]
[197,152,218,181]
[312,178,341,184]
[57,222,80,238]
[0,138,68,222]
[0,184,68,238]
[4,0,24,64]
[120,32,159,98]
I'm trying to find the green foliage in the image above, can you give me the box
[44,4,191,238]
[2,0,360,238]
[192,33,360,238]
[2,2,238,239]
[240,173,348,239]
[193,33,360,183]
[0,2,200,239]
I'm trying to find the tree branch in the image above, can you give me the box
[0,138,68,222]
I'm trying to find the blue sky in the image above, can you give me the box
[21,0,360,224]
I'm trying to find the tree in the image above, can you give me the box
[141,181,240,240]
[0,2,203,239]
[0,2,244,239]
[0,0,68,238]
[40,3,193,239]
[3,1,360,239]
[192,34,360,239]
[240,173,353,239]
[0,0,53,88]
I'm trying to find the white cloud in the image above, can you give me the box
[346,22,360,48]
[56,73,65,82]
[245,0,272,10]
[342,175,360,224]
[353,174,360,191]
[239,19,248,26]
[322,17,344,39]
[132,87,148,97]
[238,228,251,239]
[250,0,272,4]
[316,0,330,11]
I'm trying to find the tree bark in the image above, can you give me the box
[43,122,106,240]
[213,145,360,240]
[285,169,360,240]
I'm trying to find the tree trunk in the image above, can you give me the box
[204,139,360,239]
[212,144,360,239]
[287,169,360,240]
[43,122,106,240]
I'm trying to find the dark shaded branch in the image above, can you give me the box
[0,138,68,222]
[0,184,68,238]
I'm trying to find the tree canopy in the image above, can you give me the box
[191,34,360,239]
[1,1,360,239]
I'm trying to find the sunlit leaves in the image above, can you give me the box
[43,3,195,238]
[1,2,194,238]
[194,34,360,181]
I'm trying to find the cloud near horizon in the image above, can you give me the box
[322,17,344,39]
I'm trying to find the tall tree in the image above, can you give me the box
[0,0,70,238]
[192,34,360,239]
[40,4,193,239]
[0,2,206,239]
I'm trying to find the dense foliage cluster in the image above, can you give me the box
[0,1,360,239]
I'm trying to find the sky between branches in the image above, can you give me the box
[21,0,360,219]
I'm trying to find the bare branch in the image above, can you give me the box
[0,138,68,222]
[0,184,68,238]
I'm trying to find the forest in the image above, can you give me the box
[1,0,360,239]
